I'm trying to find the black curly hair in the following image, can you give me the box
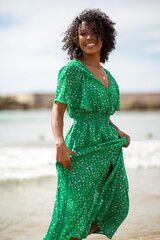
[62,9,117,63]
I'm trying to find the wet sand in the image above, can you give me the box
[0,168,160,240]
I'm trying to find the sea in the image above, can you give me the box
[0,109,160,183]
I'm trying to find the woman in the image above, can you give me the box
[43,9,130,240]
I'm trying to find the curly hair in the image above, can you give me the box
[62,9,117,63]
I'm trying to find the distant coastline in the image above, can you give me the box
[120,93,160,110]
[0,93,160,110]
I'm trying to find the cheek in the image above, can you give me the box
[79,37,85,46]
[98,40,103,48]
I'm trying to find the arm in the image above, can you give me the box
[51,101,76,172]
[109,118,131,148]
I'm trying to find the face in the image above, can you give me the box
[78,21,103,57]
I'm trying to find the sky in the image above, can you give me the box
[0,0,160,94]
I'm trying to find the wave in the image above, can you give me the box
[123,140,160,169]
[0,140,160,182]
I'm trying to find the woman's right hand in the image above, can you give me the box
[56,142,76,173]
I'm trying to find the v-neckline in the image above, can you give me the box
[75,59,110,91]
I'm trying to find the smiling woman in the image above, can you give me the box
[62,9,117,63]
[42,8,130,240]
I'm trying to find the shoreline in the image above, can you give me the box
[0,92,160,110]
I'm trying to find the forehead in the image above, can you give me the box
[78,21,97,31]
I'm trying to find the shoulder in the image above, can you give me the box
[104,68,120,93]
[104,68,118,85]
[59,59,81,75]
[104,68,114,80]
[57,60,83,87]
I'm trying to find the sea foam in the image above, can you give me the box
[0,140,160,182]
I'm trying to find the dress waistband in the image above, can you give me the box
[73,112,110,123]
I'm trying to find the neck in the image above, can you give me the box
[81,53,101,67]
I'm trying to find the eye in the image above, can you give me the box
[80,32,86,36]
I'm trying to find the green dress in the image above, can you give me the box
[43,59,129,240]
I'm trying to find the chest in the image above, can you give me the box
[85,66,109,90]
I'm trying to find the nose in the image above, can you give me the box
[86,31,94,40]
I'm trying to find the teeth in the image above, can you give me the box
[87,43,95,46]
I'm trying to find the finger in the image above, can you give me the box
[56,157,62,164]
[57,160,63,164]
[63,159,71,169]
[123,143,128,148]
[123,138,129,147]
[123,140,130,148]
[119,132,124,138]
[63,162,68,168]
[70,150,76,155]
[67,160,72,173]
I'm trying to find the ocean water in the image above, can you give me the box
[0,110,160,182]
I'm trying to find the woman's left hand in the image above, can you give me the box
[116,128,131,148]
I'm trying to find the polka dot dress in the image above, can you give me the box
[43,59,129,240]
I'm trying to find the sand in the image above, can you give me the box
[0,168,160,240]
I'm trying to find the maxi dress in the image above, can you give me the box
[43,59,129,240]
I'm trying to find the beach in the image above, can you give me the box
[0,110,160,240]
[0,168,160,240]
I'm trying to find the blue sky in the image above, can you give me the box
[0,0,160,94]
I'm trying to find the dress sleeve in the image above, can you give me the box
[53,65,81,109]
